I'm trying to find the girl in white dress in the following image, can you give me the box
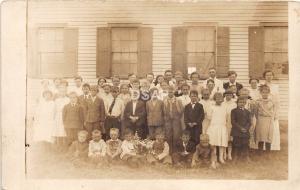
[53,84,70,151]
[263,70,280,151]
[199,88,213,134]
[207,92,228,168]
[33,90,55,144]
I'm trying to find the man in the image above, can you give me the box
[164,70,176,87]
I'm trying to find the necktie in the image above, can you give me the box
[108,98,116,115]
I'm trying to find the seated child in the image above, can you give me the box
[191,134,211,168]
[172,130,196,168]
[88,129,107,166]
[146,128,172,165]
[67,130,89,167]
[106,128,122,163]
[120,129,144,168]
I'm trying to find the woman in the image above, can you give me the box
[263,70,280,151]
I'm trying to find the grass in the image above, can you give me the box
[26,124,288,180]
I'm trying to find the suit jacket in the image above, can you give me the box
[85,96,105,123]
[146,99,164,126]
[184,102,204,128]
[223,82,243,95]
[123,100,146,127]
[62,103,84,129]
[231,108,251,138]
[174,139,196,154]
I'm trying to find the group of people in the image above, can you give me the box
[31,68,280,169]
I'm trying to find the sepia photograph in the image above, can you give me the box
[3,0,300,189]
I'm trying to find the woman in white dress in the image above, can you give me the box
[263,70,280,151]
[53,84,70,150]
[33,90,55,144]
[207,92,228,168]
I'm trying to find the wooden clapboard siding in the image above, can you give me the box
[26,0,288,120]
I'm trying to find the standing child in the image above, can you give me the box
[146,87,165,140]
[207,92,228,168]
[67,130,89,167]
[184,90,205,145]
[104,86,124,140]
[146,128,172,165]
[106,128,122,163]
[85,85,106,140]
[88,129,107,166]
[70,76,84,96]
[254,85,277,155]
[53,84,70,151]
[32,90,55,149]
[177,84,191,107]
[78,83,91,106]
[118,83,131,106]
[62,92,85,146]
[172,130,196,168]
[199,88,213,134]
[191,134,211,168]
[158,81,169,101]
[100,83,113,104]
[231,97,252,163]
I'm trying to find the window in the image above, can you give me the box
[27,26,78,78]
[96,26,152,78]
[172,25,229,79]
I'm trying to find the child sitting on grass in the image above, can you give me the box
[106,128,122,164]
[88,129,107,167]
[67,130,89,167]
[146,128,172,165]
[191,134,211,168]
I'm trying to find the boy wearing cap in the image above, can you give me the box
[191,134,211,168]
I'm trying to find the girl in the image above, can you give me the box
[199,88,213,134]
[263,70,280,151]
[33,90,55,149]
[207,92,228,168]
[97,77,107,98]
[154,75,165,88]
[206,79,217,100]
[158,81,169,101]
[53,84,70,152]
[118,83,131,106]
[248,78,261,101]
[254,84,277,155]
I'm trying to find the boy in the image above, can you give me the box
[172,130,196,168]
[146,87,164,140]
[67,130,89,167]
[88,129,107,166]
[231,97,252,163]
[146,73,155,89]
[70,75,84,96]
[223,71,243,95]
[62,92,85,146]
[104,86,124,140]
[131,79,141,91]
[177,83,191,107]
[100,83,113,104]
[78,83,91,106]
[190,72,203,97]
[163,86,184,153]
[164,70,175,87]
[120,129,144,168]
[146,128,172,165]
[184,90,205,145]
[140,79,151,102]
[106,128,122,163]
[191,134,211,168]
[128,73,137,89]
[85,85,106,140]
[123,89,147,139]
[111,75,121,88]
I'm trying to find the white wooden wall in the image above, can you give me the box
[27,0,288,120]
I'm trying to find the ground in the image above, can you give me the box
[26,124,288,180]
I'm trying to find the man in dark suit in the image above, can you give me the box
[223,71,243,95]
[184,90,205,145]
[123,90,147,139]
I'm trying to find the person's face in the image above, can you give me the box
[165,72,173,81]
[103,86,110,94]
[161,82,168,91]
[239,90,249,99]
[110,131,119,140]
[201,90,210,100]
[92,134,101,142]
[191,74,199,83]
[111,90,119,98]
[225,94,233,101]
[182,86,189,95]
[168,88,174,98]
[146,75,154,83]
[237,99,247,108]
[157,76,164,84]
[78,134,87,143]
[260,89,269,99]
[82,86,90,95]
[207,82,215,90]
[250,80,258,89]
[54,79,61,87]
[228,74,236,83]
[190,93,198,103]
[120,86,129,94]
[215,95,224,105]
[98,79,106,86]
[209,69,216,78]
[90,89,98,96]
[129,75,137,83]
[181,135,190,143]
[132,82,140,90]
[112,78,120,87]
[200,141,209,147]
[264,72,273,82]
[156,135,165,143]
[75,79,82,88]
[131,90,140,101]
[124,134,133,141]
[70,95,78,104]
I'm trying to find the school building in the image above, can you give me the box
[26,0,289,121]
